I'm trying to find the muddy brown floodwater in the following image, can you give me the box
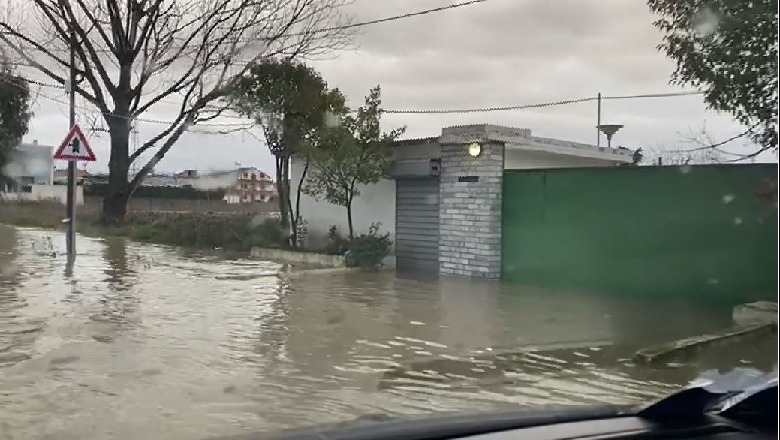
[0,226,776,440]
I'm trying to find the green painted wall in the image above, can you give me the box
[501,164,778,301]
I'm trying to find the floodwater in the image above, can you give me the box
[0,225,776,440]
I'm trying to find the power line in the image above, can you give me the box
[668,124,759,155]
[6,71,710,115]
[2,0,495,56]
[26,77,64,89]
[2,1,498,110]
[602,91,704,100]
[381,91,705,114]
[315,0,494,35]
[2,74,710,125]
[0,74,253,129]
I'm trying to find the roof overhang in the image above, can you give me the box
[435,124,633,163]
[507,137,635,163]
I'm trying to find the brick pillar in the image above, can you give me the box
[438,127,504,279]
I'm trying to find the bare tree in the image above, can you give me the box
[0,0,350,223]
[645,145,725,166]
[643,122,778,166]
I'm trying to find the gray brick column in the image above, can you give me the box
[438,126,504,279]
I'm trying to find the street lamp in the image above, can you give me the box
[468,141,482,157]
[597,124,624,149]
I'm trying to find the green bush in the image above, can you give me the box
[248,217,289,249]
[345,222,393,270]
[120,212,289,251]
[0,202,289,252]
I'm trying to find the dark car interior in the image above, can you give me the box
[217,380,777,440]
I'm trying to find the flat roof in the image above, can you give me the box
[390,125,635,162]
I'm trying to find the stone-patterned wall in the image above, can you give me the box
[438,137,504,278]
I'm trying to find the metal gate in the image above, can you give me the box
[395,178,440,273]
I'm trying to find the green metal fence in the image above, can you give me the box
[501,164,778,302]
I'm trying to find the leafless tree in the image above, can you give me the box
[645,145,725,166]
[644,123,778,166]
[0,0,351,223]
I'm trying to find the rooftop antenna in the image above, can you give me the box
[597,124,624,149]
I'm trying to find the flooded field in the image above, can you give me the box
[0,226,776,439]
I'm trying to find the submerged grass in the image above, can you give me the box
[0,201,286,252]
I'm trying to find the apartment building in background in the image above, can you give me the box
[2,140,54,190]
[176,167,276,203]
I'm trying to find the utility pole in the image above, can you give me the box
[65,30,76,258]
[596,92,602,147]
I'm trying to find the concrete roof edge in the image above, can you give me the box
[391,136,440,146]
[528,136,635,158]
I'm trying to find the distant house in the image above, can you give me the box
[2,140,54,190]
[175,169,198,187]
[175,167,276,203]
[83,173,109,185]
[224,167,277,203]
[140,173,177,187]
[53,167,90,185]
[1,141,87,204]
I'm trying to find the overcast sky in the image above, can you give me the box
[19,0,775,175]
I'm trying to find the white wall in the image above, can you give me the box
[292,144,622,250]
[290,156,396,249]
[5,144,55,185]
[504,149,624,169]
[0,185,84,205]
[393,141,440,161]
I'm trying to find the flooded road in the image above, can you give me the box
[0,225,776,439]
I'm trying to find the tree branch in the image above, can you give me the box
[0,26,100,105]
[41,0,116,103]
[3,0,353,220]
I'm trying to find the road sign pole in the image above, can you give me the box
[65,31,76,258]
[54,34,96,261]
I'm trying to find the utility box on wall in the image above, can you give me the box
[429,158,441,176]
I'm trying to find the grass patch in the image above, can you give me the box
[0,201,286,252]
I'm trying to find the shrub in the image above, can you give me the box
[119,211,289,251]
[322,225,348,255]
[0,203,291,252]
[248,216,288,249]
[345,222,393,270]
[84,183,224,200]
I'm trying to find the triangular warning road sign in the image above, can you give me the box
[53,124,96,161]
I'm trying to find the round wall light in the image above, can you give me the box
[467,142,482,157]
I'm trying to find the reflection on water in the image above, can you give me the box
[0,225,776,440]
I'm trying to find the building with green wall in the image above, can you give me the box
[502,164,778,302]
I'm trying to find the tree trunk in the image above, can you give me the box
[275,156,289,229]
[277,118,297,231]
[281,156,296,247]
[346,181,356,240]
[101,110,132,225]
[282,155,291,224]
[287,158,310,250]
[346,200,354,240]
[286,176,296,248]
[294,159,310,223]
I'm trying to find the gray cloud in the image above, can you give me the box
[18,0,775,174]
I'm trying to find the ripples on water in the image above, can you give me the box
[0,226,776,439]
